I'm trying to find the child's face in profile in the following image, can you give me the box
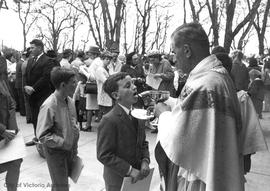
[63,76,77,97]
[116,75,138,107]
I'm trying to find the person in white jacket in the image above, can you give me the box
[82,46,101,129]
[95,51,113,121]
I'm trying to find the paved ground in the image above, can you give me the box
[0,112,270,191]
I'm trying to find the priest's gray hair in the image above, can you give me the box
[171,22,209,51]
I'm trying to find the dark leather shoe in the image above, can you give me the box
[25,140,36,146]
[25,138,38,146]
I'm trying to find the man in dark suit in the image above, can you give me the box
[24,39,58,146]
[97,72,150,191]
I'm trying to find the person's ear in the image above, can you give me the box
[183,44,192,58]
[111,91,119,100]
[60,82,65,89]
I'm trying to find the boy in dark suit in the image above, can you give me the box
[97,72,150,191]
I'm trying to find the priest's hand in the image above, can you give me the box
[153,73,163,79]
[24,86,35,95]
[154,102,171,118]
[130,168,141,184]
[138,90,153,106]
[140,160,150,179]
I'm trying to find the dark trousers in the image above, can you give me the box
[16,88,25,116]
[29,99,44,136]
[43,145,77,191]
[23,92,32,123]
[105,184,122,191]
[0,159,22,191]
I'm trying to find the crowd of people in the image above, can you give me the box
[0,21,269,191]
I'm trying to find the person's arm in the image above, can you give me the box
[0,123,16,142]
[164,97,178,109]
[80,66,90,79]
[154,102,172,118]
[0,93,17,141]
[73,82,81,101]
[96,68,108,83]
[36,104,64,148]
[97,118,131,177]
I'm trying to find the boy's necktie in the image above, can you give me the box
[128,110,133,120]
[33,56,37,63]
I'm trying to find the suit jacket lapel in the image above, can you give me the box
[26,57,34,73]
[31,54,44,71]
[25,57,35,81]
[115,104,137,134]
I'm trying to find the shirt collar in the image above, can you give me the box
[130,65,135,69]
[118,103,131,115]
[53,91,69,105]
[36,53,44,61]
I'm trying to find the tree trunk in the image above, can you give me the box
[141,18,146,55]
[211,0,219,46]
[123,7,128,54]
[100,0,124,51]
[254,0,270,55]
[183,0,186,23]
[71,24,75,53]
[237,20,253,50]
[23,25,26,51]
[53,32,58,53]
[224,34,233,52]
[224,0,261,52]
[258,34,264,55]
[223,0,236,52]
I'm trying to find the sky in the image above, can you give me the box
[0,1,263,56]
[0,1,183,53]
[0,10,23,50]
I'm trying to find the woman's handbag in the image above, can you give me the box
[84,81,97,94]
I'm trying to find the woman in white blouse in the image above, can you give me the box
[79,47,101,130]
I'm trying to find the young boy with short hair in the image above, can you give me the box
[36,67,79,191]
[97,72,150,191]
